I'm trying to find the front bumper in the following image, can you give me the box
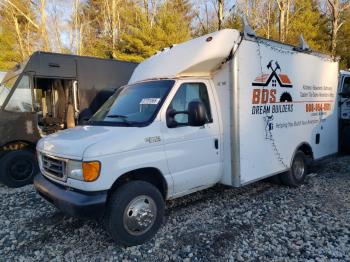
[34,173,107,219]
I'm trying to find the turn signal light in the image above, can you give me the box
[82,161,101,182]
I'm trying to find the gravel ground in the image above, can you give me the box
[0,155,349,261]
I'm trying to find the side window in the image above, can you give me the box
[342,77,350,95]
[168,82,212,125]
[5,75,32,112]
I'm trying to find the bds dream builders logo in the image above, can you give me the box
[251,60,294,115]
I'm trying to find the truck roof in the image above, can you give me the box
[129,29,241,84]
[129,29,334,84]
[1,52,137,84]
[31,51,138,65]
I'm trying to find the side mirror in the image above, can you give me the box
[188,101,207,126]
[166,100,207,128]
[81,118,90,125]
[166,108,178,128]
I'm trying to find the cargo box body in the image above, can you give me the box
[214,37,338,186]
[129,29,339,187]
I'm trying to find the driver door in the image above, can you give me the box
[340,76,350,119]
[161,80,221,196]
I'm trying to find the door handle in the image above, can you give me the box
[214,139,219,149]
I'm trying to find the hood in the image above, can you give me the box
[37,123,161,159]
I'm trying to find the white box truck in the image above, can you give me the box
[34,29,340,246]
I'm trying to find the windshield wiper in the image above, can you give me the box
[106,114,128,118]
[106,114,132,126]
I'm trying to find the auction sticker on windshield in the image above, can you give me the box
[140,98,161,105]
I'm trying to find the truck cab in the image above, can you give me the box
[0,52,137,187]
[34,77,221,246]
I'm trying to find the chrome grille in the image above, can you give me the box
[42,154,67,181]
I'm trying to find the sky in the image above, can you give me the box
[42,0,238,51]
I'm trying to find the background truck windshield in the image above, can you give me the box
[0,74,19,107]
[4,75,32,112]
[90,80,174,126]
[0,61,27,108]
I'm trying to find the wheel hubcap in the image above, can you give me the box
[9,158,34,181]
[123,195,157,236]
[293,157,305,179]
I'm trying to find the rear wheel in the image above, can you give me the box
[341,126,350,154]
[280,151,308,186]
[104,181,164,246]
[0,150,38,188]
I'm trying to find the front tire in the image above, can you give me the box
[104,181,165,246]
[0,150,39,188]
[280,151,308,186]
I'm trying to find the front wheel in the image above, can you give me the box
[104,181,165,246]
[0,150,39,188]
[280,151,308,186]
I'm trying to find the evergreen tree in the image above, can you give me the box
[0,27,21,70]
[0,0,40,69]
[285,0,325,51]
[115,0,192,62]
[337,9,350,69]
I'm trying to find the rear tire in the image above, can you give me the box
[104,181,165,246]
[341,126,350,154]
[0,150,38,188]
[280,151,308,186]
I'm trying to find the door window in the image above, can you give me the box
[5,75,32,112]
[168,82,212,125]
[342,77,350,95]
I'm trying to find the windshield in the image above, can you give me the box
[0,61,27,107]
[90,80,175,126]
[0,74,19,106]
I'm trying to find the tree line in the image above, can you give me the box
[0,0,349,71]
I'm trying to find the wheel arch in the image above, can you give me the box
[290,142,314,166]
[0,140,36,154]
[108,167,168,200]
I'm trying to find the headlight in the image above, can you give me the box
[67,160,101,182]
[67,160,83,181]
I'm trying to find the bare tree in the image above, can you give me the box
[10,6,26,59]
[327,0,350,56]
[276,0,291,42]
[70,0,83,55]
[2,0,38,59]
[4,0,39,29]
[38,0,50,51]
[266,0,272,39]
[218,0,223,30]
[103,0,120,56]
[50,2,64,53]
[143,0,158,27]
[192,0,226,34]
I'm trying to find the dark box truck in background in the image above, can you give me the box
[0,52,137,187]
